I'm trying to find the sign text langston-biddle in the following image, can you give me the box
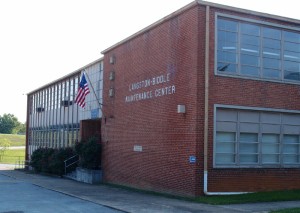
[125,73,176,103]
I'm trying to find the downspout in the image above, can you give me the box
[203,5,248,195]
[203,4,210,196]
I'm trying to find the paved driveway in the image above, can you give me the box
[1,166,300,213]
[0,173,122,213]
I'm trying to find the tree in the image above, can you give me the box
[0,138,10,161]
[15,122,26,134]
[0,114,21,134]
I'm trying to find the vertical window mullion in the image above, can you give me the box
[280,31,284,81]
[259,26,263,79]
[236,111,240,166]
[258,112,262,166]
[237,22,241,76]
[279,113,283,167]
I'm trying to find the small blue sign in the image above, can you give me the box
[189,156,196,163]
[91,108,99,119]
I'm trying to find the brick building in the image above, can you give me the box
[101,1,300,196]
[27,0,300,197]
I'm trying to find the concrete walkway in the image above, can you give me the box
[0,146,25,149]
[0,167,300,213]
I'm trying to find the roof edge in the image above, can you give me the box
[101,1,198,54]
[27,57,103,95]
[198,0,300,24]
[102,0,300,55]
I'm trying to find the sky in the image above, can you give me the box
[0,0,299,123]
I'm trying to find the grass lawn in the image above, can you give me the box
[106,183,300,205]
[0,134,25,146]
[195,190,300,205]
[0,149,25,164]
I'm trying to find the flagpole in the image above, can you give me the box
[83,70,103,112]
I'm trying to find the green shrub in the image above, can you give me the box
[75,137,101,170]
[48,147,76,176]
[30,137,101,175]
[30,147,75,176]
[30,148,55,173]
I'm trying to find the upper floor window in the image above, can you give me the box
[217,17,300,82]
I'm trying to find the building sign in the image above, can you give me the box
[125,73,176,103]
[91,108,99,119]
[189,156,196,163]
[133,145,143,152]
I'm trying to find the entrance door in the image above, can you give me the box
[80,119,101,142]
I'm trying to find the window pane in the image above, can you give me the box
[218,31,237,42]
[262,154,279,163]
[241,54,260,66]
[283,155,298,163]
[240,143,258,153]
[263,38,281,49]
[262,27,281,39]
[263,68,281,79]
[263,58,281,69]
[216,154,235,164]
[216,132,235,142]
[241,35,260,46]
[284,51,300,62]
[262,134,279,143]
[217,63,237,73]
[240,154,258,163]
[240,66,259,76]
[284,42,300,52]
[216,143,235,153]
[263,48,281,59]
[262,133,280,154]
[283,135,299,143]
[284,71,300,81]
[218,19,238,32]
[284,61,300,72]
[262,144,279,153]
[241,23,260,36]
[240,133,258,142]
[284,31,300,43]
[241,44,259,55]
[283,145,298,154]
[218,51,237,63]
[218,41,237,52]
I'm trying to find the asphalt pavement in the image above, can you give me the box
[0,165,300,213]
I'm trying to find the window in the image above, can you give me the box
[215,108,300,167]
[217,17,300,83]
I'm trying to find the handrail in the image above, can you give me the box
[64,154,79,175]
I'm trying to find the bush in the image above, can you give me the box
[30,147,75,176]
[30,148,55,173]
[75,137,101,170]
[48,148,76,176]
[30,137,101,175]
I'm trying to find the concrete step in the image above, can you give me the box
[63,170,77,180]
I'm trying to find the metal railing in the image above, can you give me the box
[64,155,79,175]
[15,160,30,170]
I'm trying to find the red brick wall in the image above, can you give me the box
[102,3,300,196]
[208,7,300,192]
[102,5,202,196]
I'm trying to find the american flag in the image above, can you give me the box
[75,72,90,108]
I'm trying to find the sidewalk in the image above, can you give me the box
[1,168,300,213]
